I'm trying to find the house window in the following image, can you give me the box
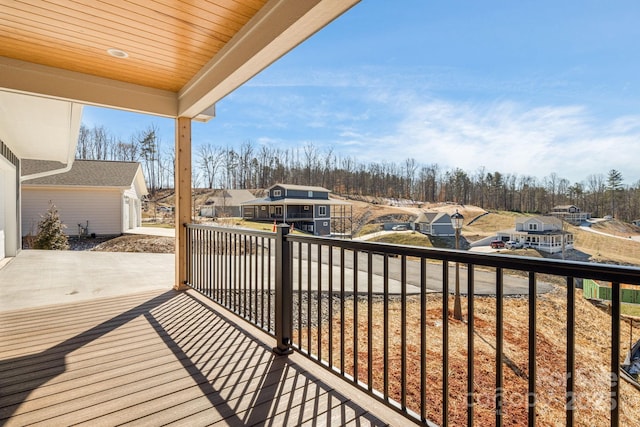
[528,223,538,231]
[308,191,313,197]
[319,206,327,216]
[275,206,283,216]
[273,189,281,197]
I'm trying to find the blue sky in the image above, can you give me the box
[82,0,640,185]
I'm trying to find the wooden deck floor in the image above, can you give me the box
[0,289,403,426]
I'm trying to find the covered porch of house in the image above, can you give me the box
[0,250,403,426]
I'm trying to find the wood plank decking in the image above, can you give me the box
[0,289,403,426]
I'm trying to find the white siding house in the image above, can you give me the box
[22,160,148,237]
[0,92,83,262]
[497,215,574,254]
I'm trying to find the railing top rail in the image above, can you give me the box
[185,223,275,239]
[184,223,640,284]
[284,233,640,285]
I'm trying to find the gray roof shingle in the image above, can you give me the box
[22,159,142,187]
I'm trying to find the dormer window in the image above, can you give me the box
[273,189,281,197]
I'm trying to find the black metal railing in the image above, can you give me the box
[186,224,276,334]
[185,223,640,426]
[285,212,314,219]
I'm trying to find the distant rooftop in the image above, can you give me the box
[270,183,331,193]
[22,159,143,188]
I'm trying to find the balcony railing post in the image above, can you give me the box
[273,224,293,355]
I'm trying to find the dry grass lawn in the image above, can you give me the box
[571,224,640,265]
[368,231,435,247]
[464,211,523,238]
[294,289,640,426]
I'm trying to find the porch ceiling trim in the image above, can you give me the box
[0,57,178,118]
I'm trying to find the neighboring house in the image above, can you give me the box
[22,159,148,237]
[0,92,84,262]
[632,220,640,227]
[199,189,256,218]
[549,205,591,225]
[241,184,350,236]
[414,212,455,236]
[497,215,574,254]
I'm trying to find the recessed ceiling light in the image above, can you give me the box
[107,48,129,58]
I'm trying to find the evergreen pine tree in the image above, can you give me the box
[33,201,69,250]
[607,169,624,218]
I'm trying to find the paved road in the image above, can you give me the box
[292,245,552,296]
[579,224,640,242]
[207,244,553,296]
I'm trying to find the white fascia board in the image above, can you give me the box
[178,0,360,119]
[0,57,178,117]
[0,91,81,165]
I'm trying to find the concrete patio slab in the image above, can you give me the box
[0,250,174,312]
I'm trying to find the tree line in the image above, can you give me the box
[75,124,640,222]
[75,124,174,193]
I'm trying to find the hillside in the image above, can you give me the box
[143,194,640,266]
[322,287,640,426]
[571,222,640,265]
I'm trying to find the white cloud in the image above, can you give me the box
[203,64,640,184]
[341,98,640,183]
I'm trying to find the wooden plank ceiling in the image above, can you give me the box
[0,0,360,119]
[0,0,268,93]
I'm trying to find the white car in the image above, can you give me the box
[392,225,409,231]
[505,240,523,249]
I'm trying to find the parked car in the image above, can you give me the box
[392,224,409,231]
[490,240,505,249]
[505,240,523,249]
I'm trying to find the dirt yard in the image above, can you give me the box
[65,234,174,253]
[293,288,640,426]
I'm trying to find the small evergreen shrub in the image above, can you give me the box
[33,201,69,250]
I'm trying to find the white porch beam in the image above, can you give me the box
[0,57,178,118]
